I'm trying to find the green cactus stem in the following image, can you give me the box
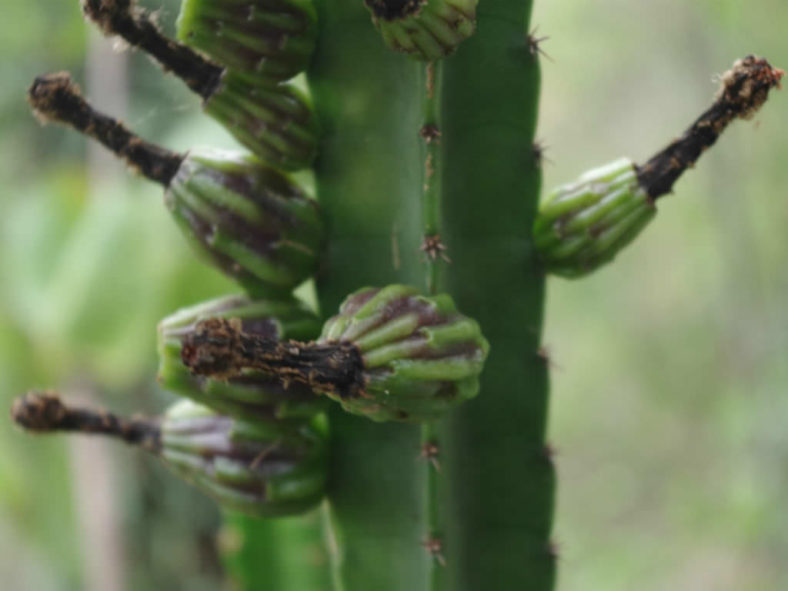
[158,294,326,420]
[436,1,552,587]
[365,0,478,61]
[418,59,445,588]
[82,0,319,170]
[178,285,489,422]
[27,72,324,297]
[305,0,550,587]
[176,0,318,84]
[308,2,430,585]
[220,509,330,591]
[535,55,784,278]
[10,392,328,517]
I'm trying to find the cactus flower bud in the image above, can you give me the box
[81,0,318,170]
[535,56,783,278]
[166,148,324,295]
[27,74,324,295]
[10,392,327,517]
[318,285,489,421]
[161,400,327,517]
[533,158,655,277]
[177,0,318,84]
[365,0,477,61]
[158,294,326,419]
[203,72,319,171]
[180,285,489,422]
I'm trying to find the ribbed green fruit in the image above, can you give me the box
[365,0,478,61]
[204,71,319,171]
[533,158,656,277]
[161,399,328,517]
[319,284,489,422]
[164,148,324,296]
[177,0,317,84]
[158,294,326,420]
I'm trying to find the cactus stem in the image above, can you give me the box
[181,317,365,397]
[81,0,223,99]
[10,391,161,452]
[419,58,444,591]
[421,61,445,294]
[27,72,184,186]
[637,55,783,199]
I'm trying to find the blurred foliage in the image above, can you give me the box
[534,0,788,589]
[1,0,787,589]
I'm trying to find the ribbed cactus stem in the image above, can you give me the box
[420,59,445,587]
[28,72,183,186]
[420,61,446,293]
[438,0,554,588]
[308,0,430,586]
[308,0,550,587]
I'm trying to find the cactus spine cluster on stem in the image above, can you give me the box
[13,0,784,588]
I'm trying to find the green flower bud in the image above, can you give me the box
[158,294,326,419]
[161,399,328,517]
[177,0,318,84]
[533,158,656,278]
[365,0,478,61]
[319,285,489,422]
[165,148,324,296]
[203,71,319,171]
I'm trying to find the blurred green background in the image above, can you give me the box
[1,0,786,589]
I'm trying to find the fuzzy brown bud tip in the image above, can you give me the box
[716,55,784,120]
[28,72,80,125]
[81,0,133,36]
[637,55,783,200]
[11,392,67,431]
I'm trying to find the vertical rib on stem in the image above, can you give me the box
[307,1,429,588]
[420,59,446,588]
[439,0,555,588]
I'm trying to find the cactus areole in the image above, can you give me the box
[15,0,784,588]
